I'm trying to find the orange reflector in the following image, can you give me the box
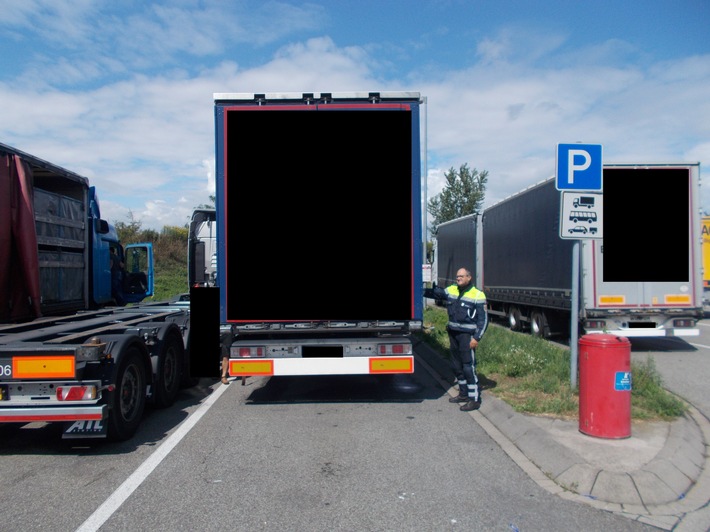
[369,357,413,373]
[599,295,625,305]
[665,294,691,304]
[229,359,274,376]
[13,356,75,379]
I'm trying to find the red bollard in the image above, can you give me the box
[578,334,631,439]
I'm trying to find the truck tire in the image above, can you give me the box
[530,311,550,338]
[107,347,147,441]
[154,331,184,408]
[508,306,523,332]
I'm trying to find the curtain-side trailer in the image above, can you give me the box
[436,163,703,338]
[190,92,425,379]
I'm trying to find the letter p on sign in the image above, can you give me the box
[556,143,603,191]
[567,149,591,183]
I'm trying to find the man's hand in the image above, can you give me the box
[469,338,479,349]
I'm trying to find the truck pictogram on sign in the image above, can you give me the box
[560,191,603,239]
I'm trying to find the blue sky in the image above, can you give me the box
[1,0,709,229]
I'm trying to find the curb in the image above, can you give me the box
[412,340,710,530]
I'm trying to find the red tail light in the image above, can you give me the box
[56,386,97,401]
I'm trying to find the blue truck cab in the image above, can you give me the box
[89,186,153,306]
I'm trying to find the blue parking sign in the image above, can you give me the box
[556,144,603,191]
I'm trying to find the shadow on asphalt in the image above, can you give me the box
[629,337,698,352]
[0,377,220,454]
[244,370,441,405]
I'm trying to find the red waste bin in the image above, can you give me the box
[578,334,631,439]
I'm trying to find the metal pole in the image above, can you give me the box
[570,240,579,388]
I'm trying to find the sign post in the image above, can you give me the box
[556,143,603,389]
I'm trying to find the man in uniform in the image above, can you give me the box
[424,267,488,411]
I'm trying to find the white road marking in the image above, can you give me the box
[688,342,710,350]
[75,381,230,532]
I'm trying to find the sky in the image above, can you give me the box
[1,0,709,230]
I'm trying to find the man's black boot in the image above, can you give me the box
[448,394,468,403]
[460,399,481,411]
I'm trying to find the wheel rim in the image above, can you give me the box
[531,318,541,335]
[120,363,141,419]
[163,344,179,391]
[531,312,547,337]
[508,307,522,331]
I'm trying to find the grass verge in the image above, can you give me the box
[150,262,187,301]
[419,305,688,421]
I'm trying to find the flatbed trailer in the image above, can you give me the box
[0,142,182,440]
[0,300,191,439]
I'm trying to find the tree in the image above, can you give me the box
[115,210,143,244]
[114,211,160,244]
[194,195,216,210]
[427,163,488,234]
[112,211,190,300]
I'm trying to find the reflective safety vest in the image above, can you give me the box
[443,284,487,337]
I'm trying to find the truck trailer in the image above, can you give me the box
[0,142,193,440]
[190,91,425,379]
[702,215,710,297]
[436,163,703,338]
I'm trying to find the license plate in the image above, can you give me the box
[0,358,12,379]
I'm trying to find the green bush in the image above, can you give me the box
[116,217,189,302]
[630,357,687,420]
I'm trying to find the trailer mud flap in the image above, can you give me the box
[63,419,108,439]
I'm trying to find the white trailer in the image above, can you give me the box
[437,163,703,338]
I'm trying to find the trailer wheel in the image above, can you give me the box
[508,306,523,332]
[154,332,184,408]
[530,311,550,338]
[108,347,147,441]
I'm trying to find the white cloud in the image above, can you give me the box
[1,9,709,229]
[1,0,97,39]
[419,40,710,211]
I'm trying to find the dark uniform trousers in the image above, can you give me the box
[448,329,479,402]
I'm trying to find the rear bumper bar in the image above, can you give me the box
[0,405,106,423]
[228,356,415,377]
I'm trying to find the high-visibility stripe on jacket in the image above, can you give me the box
[442,284,488,339]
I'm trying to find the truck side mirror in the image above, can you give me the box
[97,219,110,234]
